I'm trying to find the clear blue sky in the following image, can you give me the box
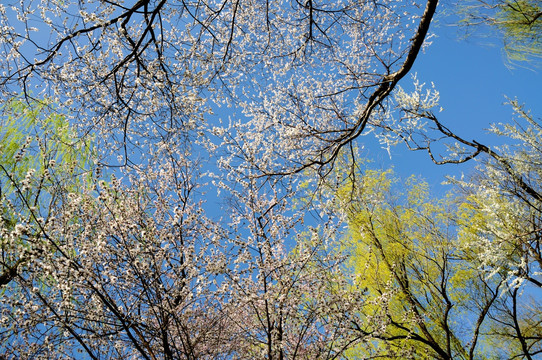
[362,7,542,190]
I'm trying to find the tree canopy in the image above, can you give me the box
[332,165,542,359]
[0,0,541,359]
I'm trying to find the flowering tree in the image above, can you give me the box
[0,99,368,359]
[9,0,527,358]
[0,100,236,359]
[2,0,541,358]
[0,0,438,176]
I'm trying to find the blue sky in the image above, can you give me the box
[363,8,542,190]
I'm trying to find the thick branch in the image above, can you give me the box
[262,0,439,177]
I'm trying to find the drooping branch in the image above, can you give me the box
[406,111,542,203]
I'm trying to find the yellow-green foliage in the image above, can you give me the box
[0,97,97,271]
[0,97,95,185]
[497,0,542,63]
[338,168,508,359]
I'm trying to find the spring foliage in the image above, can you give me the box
[334,166,541,359]
[460,0,542,65]
[0,0,540,359]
